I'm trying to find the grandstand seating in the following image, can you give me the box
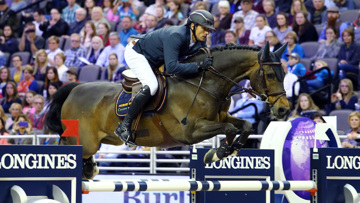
[339,9,359,23]
[329,109,353,134]
[78,65,101,82]
[300,42,319,59]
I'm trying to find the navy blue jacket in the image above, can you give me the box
[133,25,206,75]
[338,42,360,66]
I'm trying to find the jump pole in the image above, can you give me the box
[82,180,317,194]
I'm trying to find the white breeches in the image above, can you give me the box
[124,40,158,96]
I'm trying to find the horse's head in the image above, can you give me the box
[252,42,290,120]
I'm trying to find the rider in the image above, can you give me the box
[114,10,215,146]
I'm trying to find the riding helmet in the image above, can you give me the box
[188,10,215,30]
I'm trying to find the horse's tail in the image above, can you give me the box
[45,82,81,135]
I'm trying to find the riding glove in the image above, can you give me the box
[198,57,213,70]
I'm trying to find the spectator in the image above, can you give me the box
[233,17,250,45]
[1,81,22,113]
[311,26,342,60]
[80,21,97,53]
[194,1,207,11]
[273,12,292,44]
[5,103,21,130]
[45,82,59,109]
[289,0,309,25]
[85,0,96,18]
[312,112,326,123]
[318,6,348,42]
[286,52,307,77]
[22,90,36,116]
[0,66,11,96]
[329,78,358,112]
[28,95,46,132]
[96,32,125,68]
[10,55,23,83]
[17,65,39,96]
[334,0,356,12]
[165,0,183,25]
[281,59,299,99]
[145,0,167,17]
[44,67,63,90]
[308,0,327,25]
[64,33,87,68]
[98,22,110,47]
[40,8,69,40]
[249,14,272,47]
[265,31,282,51]
[288,93,320,119]
[63,68,79,86]
[45,35,63,67]
[10,0,26,12]
[32,9,46,37]
[119,16,139,47]
[133,13,148,34]
[307,59,333,91]
[103,53,126,82]
[352,10,360,40]
[91,7,111,34]
[224,30,237,45]
[0,25,19,54]
[103,0,119,23]
[281,31,305,60]
[0,117,10,145]
[142,14,158,34]
[66,8,89,37]
[154,5,167,30]
[0,0,19,37]
[18,22,45,56]
[231,0,259,30]
[54,53,68,82]
[33,49,48,81]
[86,36,104,64]
[262,0,276,28]
[113,0,139,22]
[62,0,81,24]
[293,11,319,43]
[215,0,232,31]
[338,28,360,76]
[342,111,360,148]
[8,114,34,145]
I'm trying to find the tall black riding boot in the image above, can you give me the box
[114,85,151,146]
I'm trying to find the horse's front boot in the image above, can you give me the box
[204,138,231,164]
[115,85,151,147]
[231,130,252,152]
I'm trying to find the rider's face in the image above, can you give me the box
[192,24,210,42]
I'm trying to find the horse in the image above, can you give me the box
[46,42,290,179]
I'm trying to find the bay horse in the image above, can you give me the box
[46,42,289,179]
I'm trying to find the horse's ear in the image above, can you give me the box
[262,41,270,60]
[274,42,288,58]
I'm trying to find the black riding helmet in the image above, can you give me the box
[188,10,215,30]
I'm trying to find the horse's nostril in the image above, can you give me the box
[278,107,289,116]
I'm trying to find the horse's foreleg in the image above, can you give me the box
[223,115,253,154]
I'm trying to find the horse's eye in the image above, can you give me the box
[266,73,275,80]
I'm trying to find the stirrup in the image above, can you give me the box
[116,128,137,147]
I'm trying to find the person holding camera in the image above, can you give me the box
[18,22,45,56]
[8,114,34,145]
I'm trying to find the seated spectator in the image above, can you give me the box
[33,49,49,81]
[273,12,292,44]
[286,53,307,77]
[5,103,21,130]
[233,17,250,45]
[312,112,326,123]
[231,0,259,30]
[293,11,319,43]
[61,0,81,24]
[45,67,63,91]
[63,68,79,86]
[142,14,157,34]
[318,6,348,42]
[281,31,305,61]
[64,33,87,68]
[81,21,97,54]
[307,0,327,25]
[0,25,19,54]
[98,23,110,47]
[145,0,167,17]
[288,0,309,25]
[39,8,69,40]
[18,22,45,56]
[1,81,22,113]
[0,0,19,38]
[133,13,148,34]
[86,36,104,65]
[263,0,276,28]
[28,95,46,133]
[66,8,89,37]
[113,0,138,22]
[96,32,125,68]
[103,53,126,82]
[32,9,46,37]
[54,53,68,83]
[288,93,320,120]
[44,82,60,109]
[0,117,10,145]
[338,29,360,76]
[85,0,96,18]
[154,5,167,30]
[119,16,139,47]
[103,0,120,23]
[329,78,358,112]
[265,31,282,52]
[17,65,39,96]
[22,90,36,115]
[334,0,356,12]
[249,14,272,47]
[342,111,360,148]
[10,55,23,83]
[46,36,64,67]
[8,114,34,145]
[311,26,342,60]
[307,59,333,91]
[165,0,183,25]
[10,0,26,12]
[224,30,237,45]
[281,59,299,99]
[0,66,11,97]
[91,7,111,34]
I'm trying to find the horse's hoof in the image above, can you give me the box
[203,149,217,164]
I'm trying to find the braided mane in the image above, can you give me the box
[186,44,260,60]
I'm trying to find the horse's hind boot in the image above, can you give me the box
[115,85,151,147]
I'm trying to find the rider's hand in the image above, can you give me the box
[198,57,213,70]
